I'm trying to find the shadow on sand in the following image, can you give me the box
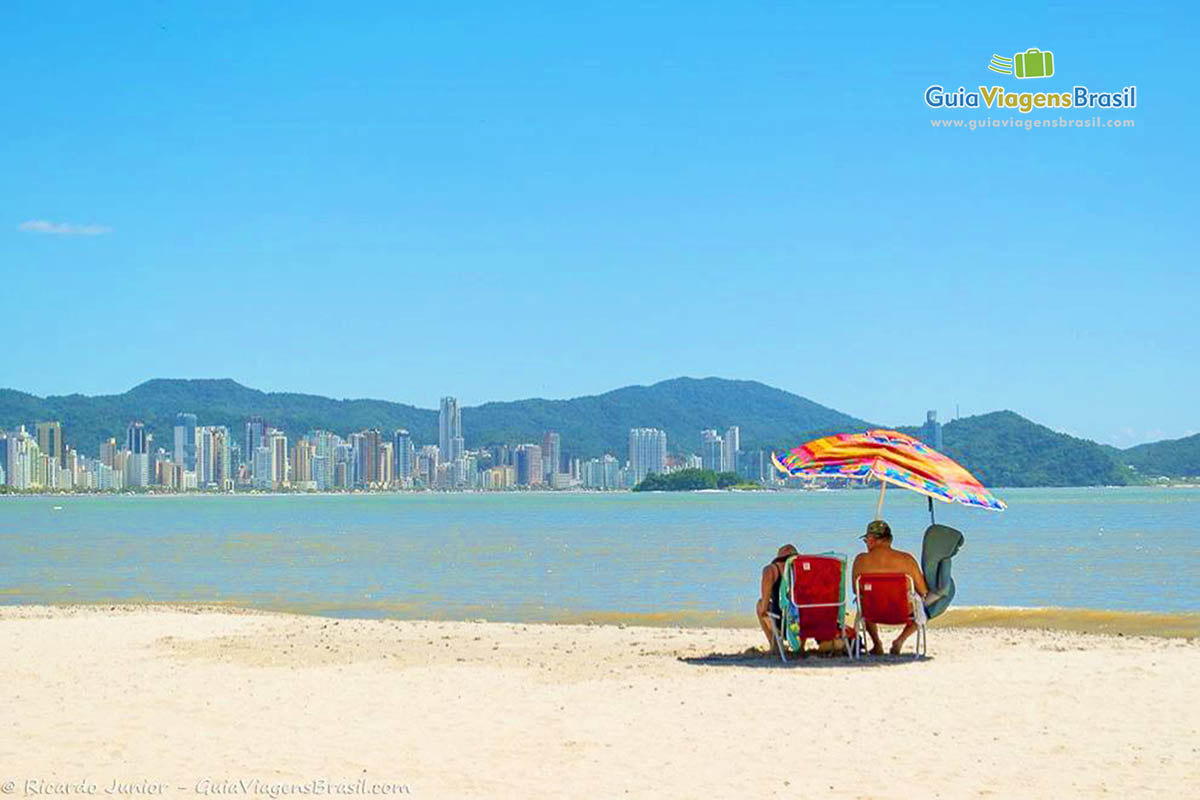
[678,650,931,670]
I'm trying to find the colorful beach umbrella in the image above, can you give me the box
[772,429,1006,516]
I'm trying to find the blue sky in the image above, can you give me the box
[2,1,1195,446]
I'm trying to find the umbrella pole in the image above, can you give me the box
[928,496,935,525]
[875,479,886,520]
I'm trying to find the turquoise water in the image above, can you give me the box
[0,488,1196,620]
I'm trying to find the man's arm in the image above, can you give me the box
[907,554,929,596]
[851,553,864,591]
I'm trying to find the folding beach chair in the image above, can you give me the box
[852,573,929,658]
[768,553,854,662]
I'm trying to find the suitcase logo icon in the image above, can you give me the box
[988,48,1055,79]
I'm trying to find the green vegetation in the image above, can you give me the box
[0,377,867,459]
[632,469,745,491]
[1119,433,1200,478]
[900,411,1134,487]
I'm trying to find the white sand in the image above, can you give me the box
[1,605,1197,799]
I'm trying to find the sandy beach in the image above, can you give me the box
[1,606,1197,799]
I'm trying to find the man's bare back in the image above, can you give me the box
[852,520,928,655]
[852,546,928,593]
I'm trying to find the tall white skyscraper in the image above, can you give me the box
[722,426,740,475]
[439,396,464,462]
[542,431,561,476]
[394,429,414,481]
[701,429,724,472]
[628,428,667,483]
[268,429,289,489]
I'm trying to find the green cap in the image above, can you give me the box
[863,520,892,540]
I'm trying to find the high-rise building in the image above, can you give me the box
[194,426,231,488]
[291,439,314,486]
[123,421,150,487]
[439,397,464,462]
[515,444,544,486]
[701,429,724,472]
[195,426,213,484]
[581,454,622,490]
[628,428,667,484]
[542,431,561,476]
[244,416,267,476]
[722,426,740,475]
[356,429,382,487]
[36,422,63,467]
[100,438,118,468]
[268,429,289,489]
[378,442,394,487]
[309,430,340,490]
[418,444,440,488]
[126,421,148,454]
[252,446,272,490]
[3,427,39,489]
[923,411,944,451]
[174,412,198,471]
[393,429,414,481]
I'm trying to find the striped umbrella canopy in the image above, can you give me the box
[772,429,1006,513]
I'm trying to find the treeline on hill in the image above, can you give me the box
[632,469,745,491]
[1119,433,1200,479]
[905,411,1136,487]
[0,376,868,460]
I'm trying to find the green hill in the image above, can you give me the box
[1119,433,1200,478]
[0,377,868,460]
[901,411,1133,487]
[0,379,438,457]
[466,377,870,457]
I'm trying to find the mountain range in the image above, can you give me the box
[0,377,1194,485]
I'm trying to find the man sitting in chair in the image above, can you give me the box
[852,520,929,655]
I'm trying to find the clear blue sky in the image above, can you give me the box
[3,1,1195,447]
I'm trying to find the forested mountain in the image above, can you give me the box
[901,411,1134,487]
[0,377,866,459]
[1118,433,1200,478]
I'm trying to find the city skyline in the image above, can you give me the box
[1,403,762,492]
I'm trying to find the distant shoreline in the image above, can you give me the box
[2,484,1198,499]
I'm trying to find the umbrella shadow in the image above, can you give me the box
[678,650,933,670]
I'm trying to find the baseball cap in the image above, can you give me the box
[861,520,892,540]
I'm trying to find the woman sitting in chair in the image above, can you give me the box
[756,543,798,650]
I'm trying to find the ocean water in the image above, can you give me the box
[0,487,1196,622]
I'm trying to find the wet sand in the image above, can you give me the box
[1,605,1196,798]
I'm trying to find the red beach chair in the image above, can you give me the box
[788,554,853,658]
[852,573,928,658]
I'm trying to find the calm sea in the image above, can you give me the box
[0,488,1196,621]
